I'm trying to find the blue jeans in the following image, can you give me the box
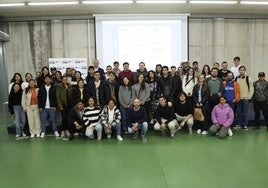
[119,105,129,132]
[128,122,148,137]
[104,123,121,136]
[40,108,58,133]
[13,105,26,135]
[236,99,249,127]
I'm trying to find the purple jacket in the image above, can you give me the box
[211,103,234,127]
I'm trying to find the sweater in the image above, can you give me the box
[83,106,101,127]
[127,106,147,127]
[211,103,234,127]
[132,83,150,103]
[174,100,193,116]
[100,106,121,127]
[119,85,133,106]
[8,90,23,115]
[156,104,176,125]
[118,70,134,85]
[235,76,254,100]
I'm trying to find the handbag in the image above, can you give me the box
[194,108,205,121]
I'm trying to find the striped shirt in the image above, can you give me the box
[83,106,101,127]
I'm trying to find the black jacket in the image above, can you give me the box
[38,84,57,108]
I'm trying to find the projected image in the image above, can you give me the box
[95,15,188,71]
[118,25,172,70]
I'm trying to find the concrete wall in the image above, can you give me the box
[3,18,268,94]
[189,18,268,79]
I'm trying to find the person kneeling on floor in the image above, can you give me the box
[83,97,102,140]
[127,98,148,142]
[67,99,85,140]
[209,96,234,139]
[100,99,123,141]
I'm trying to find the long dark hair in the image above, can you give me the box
[10,72,23,84]
[147,70,156,82]
[122,77,131,91]
[25,79,37,94]
[137,74,146,90]
[10,83,23,95]
[186,68,196,84]
[202,65,211,76]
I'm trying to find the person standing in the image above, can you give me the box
[192,74,210,135]
[218,61,231,81]
[56,76,73,137]
[231,56,241,78]
[119,77,133,133]
[38,75,59,138]
[101,72,119,106]
[8,83,26,138]
[21,79,41,138]
[118,62,134,85]
[235,66,254,130]
[252,72,268,131]
[133,62,148,83]
[132,74,150,117]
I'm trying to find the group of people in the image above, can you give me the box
[7,57,268,142]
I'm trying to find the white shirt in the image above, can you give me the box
[45,85,51,108]
[231,65,241,78]
[108,108,115,124]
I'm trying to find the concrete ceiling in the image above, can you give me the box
[0,1,268,18]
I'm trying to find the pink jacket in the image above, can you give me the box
[211,103,234,127]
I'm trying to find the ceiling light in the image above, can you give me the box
[136,0,187,3]
[189,1,237,4]
[82,1,133,4]
[28,2,79,6]
[240,1,268,5]
[0,3,25,7]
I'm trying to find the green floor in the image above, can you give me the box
[0,114,268,188]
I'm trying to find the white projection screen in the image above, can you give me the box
[94,14,188,71]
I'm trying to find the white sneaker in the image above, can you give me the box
[73,132,79,136]
[189,128,193,135]
[15,134,20,138]
[22,133,27,137]
[201,131,208,135]
[107,135,111,139]
[197,129,201,134]
[117,135,123,141]
[65,130,70,137]
[40,132,45,138]
[36,134,40,138]
[30,134,35,138]
[61,131,65,138]
[54,131,60,137]
[228,128,233,137]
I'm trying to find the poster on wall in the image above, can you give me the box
[48,58,88,79]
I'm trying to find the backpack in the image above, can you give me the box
[235,75,250,92]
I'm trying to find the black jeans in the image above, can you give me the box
[253,100,268,127]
